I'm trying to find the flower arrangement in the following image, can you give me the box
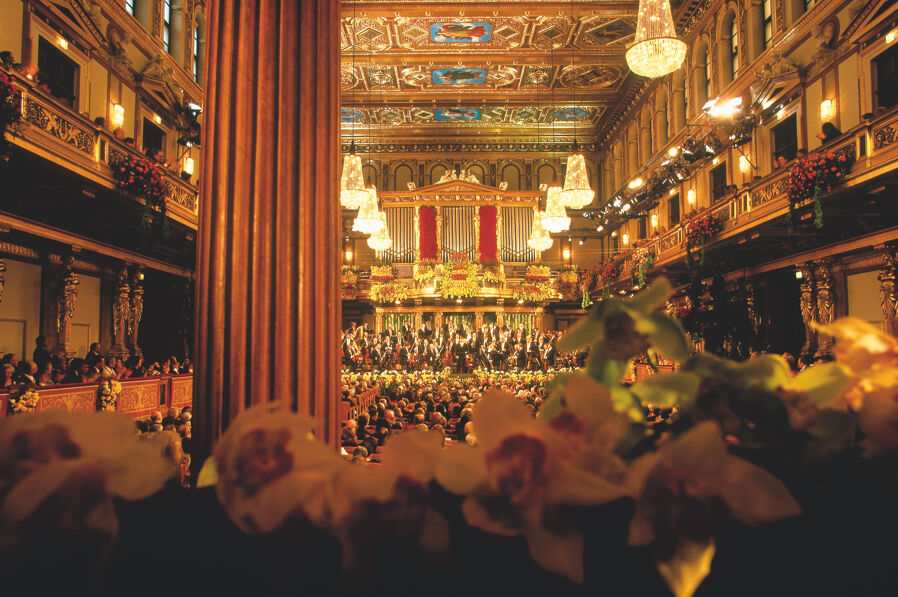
[341,265,359,300]
[113,155,168,234]
[509,281,554,303]
[524,264,551,281]
[440,254,480,299]
[8,387,39,414]
[369,280,410,304]
[482,265,505,288]
[554,269,581,302]
[96,379,123,412]
[418,206,438,261]
[626,248,655,288]
[598,260,621,287]
[684,212,723,267]
[0,70,23,160]
[369,265,394,282]
[413,263,438,287]
[787,150,853,230]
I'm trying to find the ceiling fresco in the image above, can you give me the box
[339,5,640,141]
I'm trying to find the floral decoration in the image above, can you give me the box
[112,155,168,234]
[555,268,581,302]
[477,205,499,264]
[440,254,480,299]
[525,264,552,281]
[341,265,359,300]
[684,213,723,267]
[0,70,23,161]
[625,248,655,288]
[369,265,394,282]
[8,387,40,415]
[510,281,555,304]
[96,379,122,412]
[418,206,438,261]
[787,150,852,230]
[482,265,505,288]
[369,280,411,304]
[413,263,438,287]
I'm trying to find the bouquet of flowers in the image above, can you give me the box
[413,263,438,287]
[482,265,505,288]
[441,254,480,298]
[341,265,359,300]
[369,265,394,282]
[510,281,555,304]
[8,387,40,414]
[787,150,853,230]
[96,379,123,412]
[524,264,551,281]
[599,261,621,287]
[113,155,168,233]
[626,248,655,288]
[684,212,723,267]
[554,269,581,302]
[369,280,410,304]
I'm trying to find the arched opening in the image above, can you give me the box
[464,162,487,184]
[393,164,413,191]
[692,40,711,108]
[537,163,556,188]
[429,163,448,185]
[654,86,669,149]
[501,163,521,191]
[169,1,186,62]
[718,10,739,87]
[671,68,687,131]
[362,163,379,189]
[639,107,653,162]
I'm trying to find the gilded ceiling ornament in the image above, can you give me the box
[558,65,623,89]
[341,66,361,90]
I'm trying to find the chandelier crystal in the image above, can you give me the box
[625,0,687,78]
[352,185,384,235]
[339,144,368,209]
[541,183,571,233]
[527,210,554,252]
[366,211,392,251]
[560,143,595,209]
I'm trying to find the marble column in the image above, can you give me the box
[194,0,341,468]
[814,260,836,357]
[879,248,898,336]
[798,262,817,360]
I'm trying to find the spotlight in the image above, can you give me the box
[668,147,679,157]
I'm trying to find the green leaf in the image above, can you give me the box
[682,353,733,378]
[631,372,702,408]
[640,312,691,363]
[732,356,792,391]
[628,277,672,313]
[585,349,628,388]
[791,362,854,407]
[539,392,565,422]
[611,388,646,421]
[804,410,857,455]
[557,303,607,352]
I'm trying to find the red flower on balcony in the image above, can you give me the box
[113,155,169,234]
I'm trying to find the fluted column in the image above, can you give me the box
[194,0,341,467]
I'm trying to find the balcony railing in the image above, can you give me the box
[4,69,198,228]
[595,108,898,290]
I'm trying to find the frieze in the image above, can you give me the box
[118,382,161,415]
[341,141,601,154]
[171,376,193,408]
[752,176,789,207]
[37,388,96,413]
[24,99,95,155]
[0,242,40,260]
[873,125,896,151]
[165,181,198,211]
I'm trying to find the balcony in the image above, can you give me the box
[4,69,198,229]
[597,108,898,290]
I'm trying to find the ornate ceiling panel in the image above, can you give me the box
[341,105,605,127]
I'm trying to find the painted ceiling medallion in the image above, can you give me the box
[430,22,492,43]
[432,68,487,85]
[435,108,481,121]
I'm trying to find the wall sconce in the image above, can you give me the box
[344,248,353,263]
[739,155,751,175]
[650,214,658,228]
[57,37,69,50]
[153,114,162,125]
[611,231,618,237]
[776,107,786,120]
[562,247,571,260]
[820,99,835,122]
[795,270,803,279]
[183,156,195,176]
[687,189,696,205]
[888,29,897,44]
[628,177,644,189]
[668,188,677,196]
[712,156,721,166]
[622,233,629,246]
[110,103,125,129]
[668,147,679,157]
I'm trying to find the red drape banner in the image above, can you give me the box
[478,205,498,264]
[419,206,438,261]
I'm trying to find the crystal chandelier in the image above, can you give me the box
[541,183,571,233]
[527,210,554,252]
[352,184,384,235]
[339,142,368,209]
[625,0,687,78]
[366,211,392,251]
[560,141,595,209]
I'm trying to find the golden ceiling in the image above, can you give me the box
[340,1,644,143]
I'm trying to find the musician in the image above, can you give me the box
[398,343,410,370]
[542,342,557,370]
[370,343,383,368]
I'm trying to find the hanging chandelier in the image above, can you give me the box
[625,0,686,78]
[542,182,571,233]
[352,184,384,235]
[367,211,392,251]
[340,142,368,209]
[527,210,554,252]
[560,141,595,209]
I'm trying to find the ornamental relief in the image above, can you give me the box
[873,125,896,151]
[752,177,789,207]
[118,383,160,413]
[24,100,95,154]
[39,389,96,413]
[171,378,193,408]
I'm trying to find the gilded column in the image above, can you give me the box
[814,260,836,357]
[54,256,79,357]
[110,265,131,358]
[798,262,816,360]
[128,265,145,357]
[195,0,341,467]
[0,257,6,302]
[879,248,898,336]
[435,205,442,261]
[474,205,480,261]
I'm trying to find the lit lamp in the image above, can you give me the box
[687,189,696,205]
[562,247,571,261]
[367,211,392,251]
[110,104,125,130]
[650,213,658,228]
[344,248,353,263]
[739,155,751,175]
[183,156,195,176]
[352,186,384,235]
[820,99,835,122]
[527,210,554,252]
[625,0,686,78]
[560,143,594,208]
[542,183,571,233]
[339,142,368,209]
[622,233,630,247]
